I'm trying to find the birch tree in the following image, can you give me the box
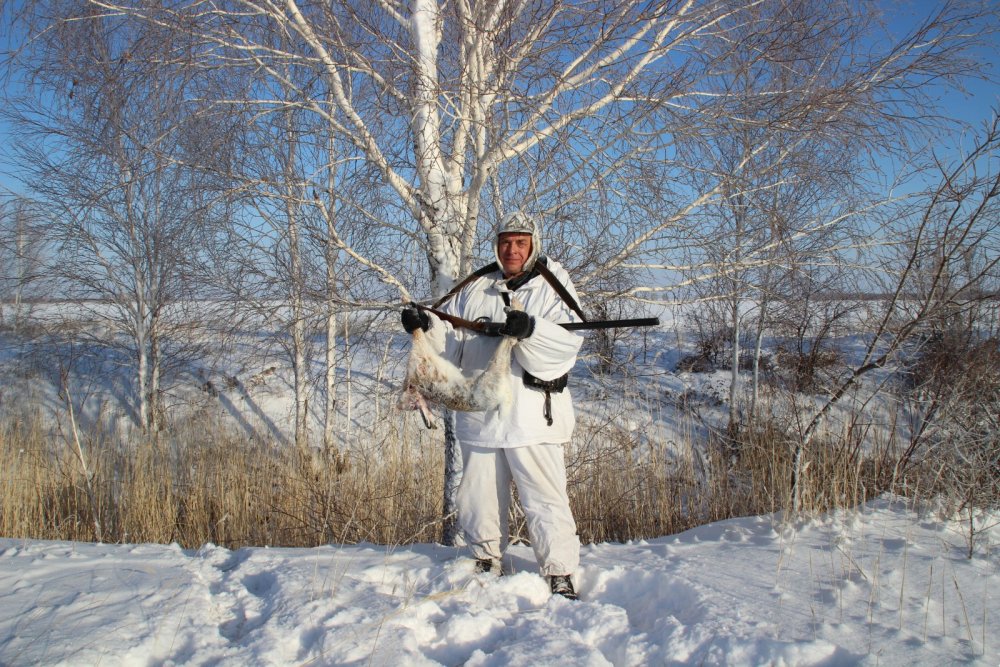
[7,7,230,434]
[227,102,317,450]
[64,1,745,294]
[0,198,48,334]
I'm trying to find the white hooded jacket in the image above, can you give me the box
[424,258,584,448]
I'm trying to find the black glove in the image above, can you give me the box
[401,304,430,333]
[501,310,535,339]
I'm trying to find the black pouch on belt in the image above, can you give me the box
[522,371,569,426]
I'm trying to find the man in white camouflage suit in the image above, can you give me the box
[401,211,584,600]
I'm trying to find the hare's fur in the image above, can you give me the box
[398,302,521,426]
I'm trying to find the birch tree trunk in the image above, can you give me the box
[728,296,740,438]
[136,313,150,434]
[749,300,768,419]
[149,319,162,435]
[322,240,339,458]
[324,307,338,454]
[284,117,310,451]
[322,100,342,458]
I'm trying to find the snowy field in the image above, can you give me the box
[0,298,896,455]
[1,496,996,666]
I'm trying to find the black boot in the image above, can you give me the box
[475,558,501,575]
[548,574,578,600]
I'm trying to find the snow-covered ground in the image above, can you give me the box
[1,496,996,666]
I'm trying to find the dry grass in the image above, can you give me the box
[0,395,914,549]
[0,404,446,548]
[563,411,903,546]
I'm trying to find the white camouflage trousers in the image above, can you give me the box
[457,442,580,576]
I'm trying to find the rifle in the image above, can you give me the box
[412,303,659,334]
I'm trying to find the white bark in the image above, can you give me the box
[344,313,352,444]
[322,97,342,456]
[750,302,767,418]
[136,317,150,433]
[285,120,309,450]
[728,297,740,433]
[150,323,161,434]
[324,307,338,454]
[59,374,103,543]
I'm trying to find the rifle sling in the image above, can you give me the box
[534,259,588,322]
[432,262,499,309]
[433,256,589,322]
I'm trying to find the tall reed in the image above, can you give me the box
[0,404,446,548]
[0,395,913,549]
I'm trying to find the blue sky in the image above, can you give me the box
[1,1,998,198]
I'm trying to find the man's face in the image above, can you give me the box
[498,232,533,276]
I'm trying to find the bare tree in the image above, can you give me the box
[673,0,915,441]
[0,197,48,334]
[790,115,1000,510]
[908,330,1000,557]
[6,8,231,434]
[231,103,317,450]
[213,73,390,453]
[319,117,344,457]
[96,0,760,539]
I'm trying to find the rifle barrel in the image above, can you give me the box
[559,317,660,331]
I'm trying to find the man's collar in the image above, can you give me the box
[504,265,539,291]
